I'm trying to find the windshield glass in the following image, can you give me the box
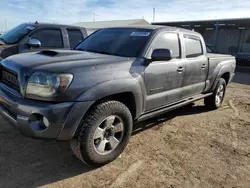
[75,28,152,57]
[0,24,35,44]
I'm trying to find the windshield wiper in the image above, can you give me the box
[76,49,114,55]
[94,50,112,55]
[75,49,96,53]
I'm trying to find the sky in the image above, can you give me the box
[1,0,250,31]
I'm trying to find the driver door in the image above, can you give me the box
[144,32,185,112]
[20,28,64,53]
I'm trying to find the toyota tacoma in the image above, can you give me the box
[0,26,236,167]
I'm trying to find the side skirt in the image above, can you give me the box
[136,93,213,122]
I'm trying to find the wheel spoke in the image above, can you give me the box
[93,115,124,155]
[216,95,220,104]
[94,127,104,139]
[104,116,115,128]
[113,122,124,133]
[109,136,119,149]
[96,139,108,153]
[218,85,224,93]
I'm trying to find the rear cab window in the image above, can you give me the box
[67,29,84,48]
[184,34,203,58]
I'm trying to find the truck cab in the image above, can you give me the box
[0,23,88,60]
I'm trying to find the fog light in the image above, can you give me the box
[29,114,50,131]
[43,116,50,128]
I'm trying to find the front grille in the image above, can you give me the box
[0,66,20,91]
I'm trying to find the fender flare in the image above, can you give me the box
[210,63,232,92]
[76,78,144,118]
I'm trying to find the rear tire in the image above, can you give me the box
[70,100,133,167]
[204,78,226,110]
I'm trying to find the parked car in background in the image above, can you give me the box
[0,22,88,60]
[236,52,250,66]
[0,26,236,167]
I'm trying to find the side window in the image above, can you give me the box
[184,35,203,58]
[67,29,83,48]
[31,29,63,48]
[150,32,180,58]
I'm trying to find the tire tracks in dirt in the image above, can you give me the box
[110,160,145,188]
[229,100,240,118]
[228,100,239,150]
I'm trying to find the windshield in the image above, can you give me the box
[0,24,35,44]
[75,28,152,57]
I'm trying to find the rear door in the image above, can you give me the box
[67,28,84,48]
[181,34,208,98]
[144,31,185,112]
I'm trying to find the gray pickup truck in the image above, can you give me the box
[0,26,235,167]
[0,22,87,60]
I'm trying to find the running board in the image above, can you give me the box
[136,93,213,122]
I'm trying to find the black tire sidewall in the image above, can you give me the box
[80,101,132,166]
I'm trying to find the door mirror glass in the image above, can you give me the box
[151,49,172,61]
[27,39,41,48]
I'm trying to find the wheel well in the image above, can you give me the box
[221,72,230,85]
[100,92,137,119]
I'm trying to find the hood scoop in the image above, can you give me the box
[38,50,59,57]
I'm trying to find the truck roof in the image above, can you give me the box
[104,25,202,36]
[22,22,85,29]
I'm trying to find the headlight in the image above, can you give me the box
[26,72,73,97]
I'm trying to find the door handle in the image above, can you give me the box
[201,64,206,69]
[177,66,184,72]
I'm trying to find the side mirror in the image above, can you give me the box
[151,49,172,61]
[27,39,41,48]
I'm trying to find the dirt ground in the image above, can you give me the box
[1,73,250,188]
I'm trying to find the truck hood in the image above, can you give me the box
[1,49,130,72]
[0,49,136,102]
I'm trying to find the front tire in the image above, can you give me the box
[204,78,226,110]
[70,100,133,167]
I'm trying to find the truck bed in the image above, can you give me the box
[206,53,236,87]
[207,53,234,60]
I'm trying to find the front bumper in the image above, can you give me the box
[0,84,94,140]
